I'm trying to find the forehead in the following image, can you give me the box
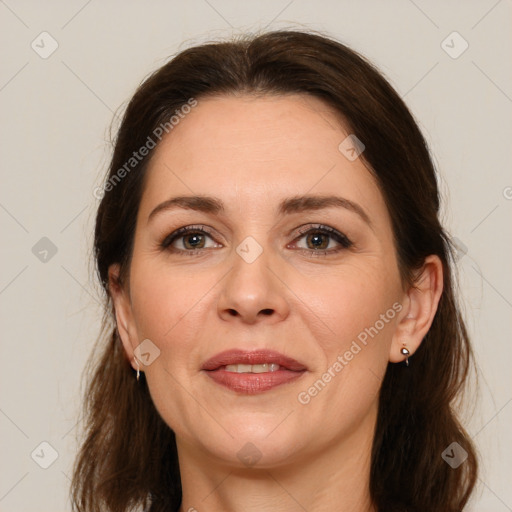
[139,94,388,224]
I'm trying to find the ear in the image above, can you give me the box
[389,255,444,363]
[108,263,139,371]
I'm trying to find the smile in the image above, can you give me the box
[223,363,281,373]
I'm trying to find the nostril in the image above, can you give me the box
[261,309,273,315]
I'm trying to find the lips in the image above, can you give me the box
[201,349,307,394]
[201,349,307,372]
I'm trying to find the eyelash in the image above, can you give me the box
[160,224,353,257]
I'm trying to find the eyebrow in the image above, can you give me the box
[147,194,372,227]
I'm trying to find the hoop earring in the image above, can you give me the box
[400,345,410,366]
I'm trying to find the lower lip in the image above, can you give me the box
[203,368,306,394]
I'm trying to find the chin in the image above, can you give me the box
[201,421,308,469]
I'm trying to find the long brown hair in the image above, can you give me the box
[72,30,478,512]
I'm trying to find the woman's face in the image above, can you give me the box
[113,94,409,467]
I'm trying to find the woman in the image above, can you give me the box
[72,30,478,512]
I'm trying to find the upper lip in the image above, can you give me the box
[201,349,307,372]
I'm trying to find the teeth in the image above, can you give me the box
[224,363,281,373]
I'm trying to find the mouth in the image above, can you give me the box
[201,349,307,394]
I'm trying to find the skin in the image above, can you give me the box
[109,94,443,512]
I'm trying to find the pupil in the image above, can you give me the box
[185,233,204,249]
[308,233,327,249]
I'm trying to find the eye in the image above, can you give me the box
[289,224,353,256]
[160,225,221,254]
[160,223,353,257]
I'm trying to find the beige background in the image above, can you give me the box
[1,1,511,510]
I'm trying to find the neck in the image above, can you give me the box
[176,408,377,512]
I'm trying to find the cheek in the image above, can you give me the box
[128,263,211,425]
[293,260,399,351]
[129,258,218,369]
[290,267,399,419]
[130,253,201,327]
[294,274,398,424]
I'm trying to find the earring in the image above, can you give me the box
[134,357,140,381]
[400,345,410,366]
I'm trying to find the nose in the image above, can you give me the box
[216,241,290,325]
